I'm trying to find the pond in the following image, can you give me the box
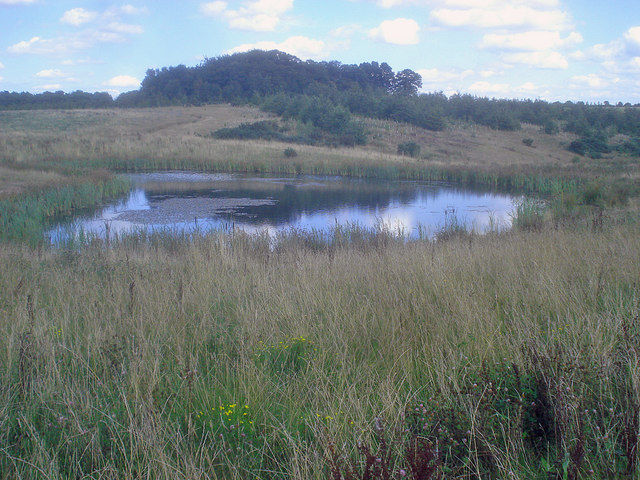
[47,172,521,244]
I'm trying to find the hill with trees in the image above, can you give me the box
[1,49,639,152]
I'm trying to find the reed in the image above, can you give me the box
[0,175,130,244]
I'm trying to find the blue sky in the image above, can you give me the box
[1,0,639,103]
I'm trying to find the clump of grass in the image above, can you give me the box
[397,141,421,158]
[254,336,316,376]
[511,197,547,231]
[435,210,471,242]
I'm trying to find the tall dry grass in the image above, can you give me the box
[1,220,639,478]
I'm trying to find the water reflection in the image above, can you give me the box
[47,172,519,243]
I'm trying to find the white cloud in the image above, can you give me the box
[502,50,568,69]
[201,0,293,32]
[8,6,144,56]
[376,0,414,6]
[480,31,582,52]
[0,62,4,69]
[201,1,227,15]
[60,8,97,26]
[624,26,640,55]
[624,26,640,46]
[105,75,140,87]
[578,26,640,76]
[467,81,509,95]
[571,73,609,89]
[226,36,329,60]
[518,81,538,92]
[6,37,62,54]
[107,22,144,34]
[589,42,623,60]
[0,0,36,4]
[369,18,420,45]
[417,67,474,94]
[7,32,131,55]
[330,24,362,38]
[467,80,543,97]
[35,68,66,78]
[430,5,571,31]
[443,0,561,7]
[417,67,473,83]
[37,84,63,91]
[479,69,499,78]
[120,5,150,15]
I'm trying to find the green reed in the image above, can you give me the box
[0,176,130,244]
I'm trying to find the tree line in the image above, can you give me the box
[1,49,639,151]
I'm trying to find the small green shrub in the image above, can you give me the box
[522,138,534,147]
[283,147,298,158]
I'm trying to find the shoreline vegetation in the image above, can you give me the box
[1,103,640,478]
[1,104,637,244]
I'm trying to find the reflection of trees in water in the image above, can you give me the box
[142,178,447,226]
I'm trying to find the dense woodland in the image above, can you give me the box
[2,49,640,152]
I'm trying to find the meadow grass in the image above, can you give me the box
[1,218,639,478]
[2,106,635,195]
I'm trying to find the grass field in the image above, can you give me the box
[2,105,638,188]
[1,106,640,479]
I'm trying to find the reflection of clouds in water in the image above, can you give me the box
[372,211,416,234]
[104,189,150,217]
[239,224,278,237]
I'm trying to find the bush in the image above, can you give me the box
[397,141,421,158]
[543,119,559,135]
[568,139,586,156]
[581,181,604,207]
[522,138,534,147]
[617,137,640,156]
[283,147,298,158]
[212,120,286,141]
[568,130,611,158]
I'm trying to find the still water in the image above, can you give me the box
[47,172,520,243]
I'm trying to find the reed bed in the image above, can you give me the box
[1,220,639,479]
[0,175,130,244]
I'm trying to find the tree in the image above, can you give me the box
[391,69,422,96]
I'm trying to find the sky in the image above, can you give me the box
[0,0,639,103]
